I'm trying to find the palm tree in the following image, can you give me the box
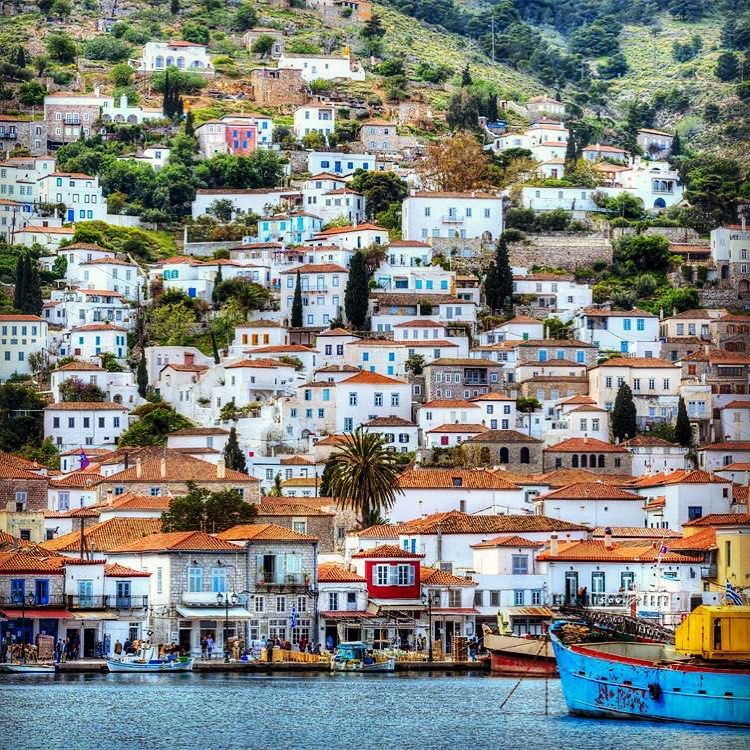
[326,429,403,528]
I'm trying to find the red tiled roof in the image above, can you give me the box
[351,544,424,559]
[700,441,750,451]
[43,518,163,553]
[594,357,676,368]
[256,500,333,517]
[105,455,258,484]
[536,539,702,563]
[0,550,65,573]
[538,482,642,501]
[421,399,478,409]
[316,223,386,236]
[52,361,105,372]
[108,493,172,511]
[45,402,128,411]
[224,358,289,369]
[280,263,348,274]
[50,472,102,489]
[217,523,318,542]
[683,513,750,527]
[591,527,681,539]
[318,563,365,582]
[667,528,717,551]
[532,469,632,487]
[104,563,151,577]
[427,423,488,434]
[470,535,543,549]
[340,371,407,385]
[397,468,519,490]
[114,531,240,552]
[420,567,476,586]
[545,437,627,453]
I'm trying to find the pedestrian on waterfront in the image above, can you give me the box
[314,642,322,655]
[298,636,306,653]
[114,640,122,656]
[266,639,274,662]
[54,640,62,662]
[123,638,132,654]
[206,635,214,660]
[325,635,334,652]
[201,636,207,659]
[468,639,477,662]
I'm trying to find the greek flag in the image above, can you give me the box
[726,581,743,606]
[79,450,90,470]
[290,606,297,630]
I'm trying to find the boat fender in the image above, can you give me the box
[648,683,662,700]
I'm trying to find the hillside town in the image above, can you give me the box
[1,0,750,670]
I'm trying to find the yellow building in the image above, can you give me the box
[716,521,750,594]
[0,509,46,544]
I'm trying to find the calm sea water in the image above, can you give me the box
[1,673,748,750]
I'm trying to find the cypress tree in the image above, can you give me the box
[13,253,27,311]
[212,264,223,307]
[210,330,220,364]
[461,64,472,86]
[163,70,173,118]
[23,256,43,315]
[184,109,195,137]
[674,396,692,447]
[224,426,247,473]
[484,235,513,313]
[136,355,148,398]
[170,0,180,14]
[612,382,638,442]
[291,269,303,327]
[318,458,334,497]
[344,251,369,329]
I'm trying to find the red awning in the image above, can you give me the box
[320,610,374,620]
[0,608,73,619]
[429,608,479,616]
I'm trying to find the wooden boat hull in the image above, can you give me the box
[0,663,55,674]
[550,628,750,726]
[106,658,194,673]
[484,634,557,677]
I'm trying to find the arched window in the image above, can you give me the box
[155,55,164,68]
[598,454,605,468]
[590,454,597,468]
[499,447,509,464]
[572,454,579,468]
[581,454,588,468]
[520,447,530,464]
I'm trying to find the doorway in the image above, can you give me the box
[565,572,579,605]
[83,628,97,657]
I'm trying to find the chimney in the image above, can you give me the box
[160,457,167,478]
[123,451,129,470]
[106,489,113,506]
[184,352,195,367]
[549,533,558,556]
[604,526,613,550]
[217,458,226,479]
[135,458,142,479]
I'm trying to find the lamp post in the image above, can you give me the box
[421,591,436,663]
[216,591,238,663]
[13,589,36,664]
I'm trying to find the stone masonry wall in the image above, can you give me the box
[507,233,613,270]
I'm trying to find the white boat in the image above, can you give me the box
[107,643,194,673]
[0,663,56,674]
[330,642,396,673]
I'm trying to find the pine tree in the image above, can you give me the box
[674,396,692,448]
[136,355,148,398]
[344,251,369,329]
[484,235,513,313]
[22,256,43,315]
[13,253,27,312]
[224,426,247,473]
[461,64,472,87]
[210,330,220,364]
[612,382,638,442]
[291,270,303,327]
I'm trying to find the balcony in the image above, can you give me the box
[441,214,463,224]
[0,594,65,607]
[700,564,717,579]
[0,131,17,139]
[256,573,308,590]
[66,595,148,610]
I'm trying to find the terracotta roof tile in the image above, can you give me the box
[700,441,750,451]
[318,563,365,582]
[279,455,315,466]
[594,357,676,368]
[256,500,333,517]
[468,429,543,443]
[666,528,717,551]
[538,482,642,501]
[224,358,289,369]
[217,523,318,542]
[545,437,627,453]
[340,371,407,385]
[683,513,750,527]
[591,527,681,539]
[42,518,163,553]
[398,468,519,490]
[469,535,544,549]
[108,494,172,511]
[420,567,476,586]
[421,399,479,409]
[280,263,348,274]
[362,416,416,427]
[50,471,103,489]
[104,563,151,577]
[168,427,230,437]
[532,468,632,488]
[427,423,489,434]
[351,544,424,559]
[0,550,65,573]
[52,362,105,372]
[536,539,702,563]
[105,455,258,484]
[114,531,240,552]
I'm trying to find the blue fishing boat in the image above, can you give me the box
[550,605,750,726]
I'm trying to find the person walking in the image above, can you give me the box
[206,634,214,660]
[266,638,274,663]
[200,636,207,659]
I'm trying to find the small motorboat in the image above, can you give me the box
[107,643,194,673]
[331,642,396,673]
[0,662,55,674]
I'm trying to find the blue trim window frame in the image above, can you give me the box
[10,578,25,603]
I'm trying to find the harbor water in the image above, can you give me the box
[1,672,749,750]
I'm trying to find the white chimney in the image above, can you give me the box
[135,458,142,479]
[549,533,558,556]
[604,526,613,550]
[217,458,226,479]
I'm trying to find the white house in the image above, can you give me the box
[312,222,388,250]
[139,40,212,72]
[45,288,133,331]
[37,172,107,223]
[15,225,75,250]
[534,482,645,528]
[479,315,545,346]
[361,416,419,454]
[44,402,130,451]
[308,189,367,225]
[257,212,324,245]
[588,357,681,428]
[307,151,375,177]
[77,257,143,301]
[277,52,366,82]
[401,191,504,244]
[280,263,346,328]
[333,370,411,433]
[293,106,335,140]
[0,314,48,383]
[191,188,301,220]
[50,360,141,408]
[512,274,593,322]
[573,306,660,356]
[721,401,750,442]
[63,322,129,361]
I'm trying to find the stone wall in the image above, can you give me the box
[507,233,613,270]
[0,477,49,512]
[699,288,743,308]
[255,513,335,553]
[612,226,700,243]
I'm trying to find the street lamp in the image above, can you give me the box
[12,589,37,664]
[421,591,437,663]
[216,591,238,663]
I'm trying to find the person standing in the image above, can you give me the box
[266,638,274,663]
[201,636,207,659]
[206,634,214,660]
[114,640,122,656]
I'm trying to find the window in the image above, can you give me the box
[374,392,383,407]
[687,506,703,521]
[391,393,400,407]
[531,590,542,605]
[396,564,414,585]
[513,590,525,606]
[512,555,529,575]
[374,564,389,586]
[187,566,203,592]
[276,595,286,613]
[328,592,339,611]
[254,595,265,613]
[211,566,227,593]
[348,392,357,406]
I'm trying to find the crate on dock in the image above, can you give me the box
[453,636,468,662]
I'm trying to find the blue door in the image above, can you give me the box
[620,341,628,353]
[188,287,196,298]
[66,209,75,222]
[35,579,49,605]
[334,160,341,173]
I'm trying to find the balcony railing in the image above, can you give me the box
[257,573,306,588]
[66,595,149,610]
[0,594,65,607]
[441,214,463,224]
[0,131,18,139]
